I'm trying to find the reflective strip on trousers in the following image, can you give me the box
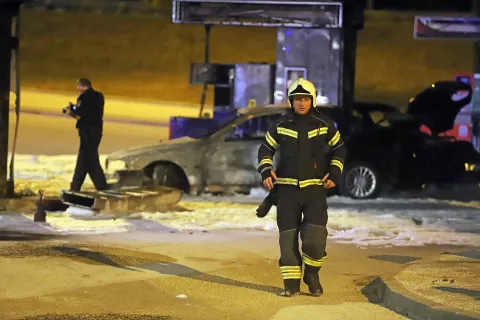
[280,265,302,279]
[302,253,327,267]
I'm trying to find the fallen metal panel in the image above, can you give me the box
[60,186,183,214]
[61,192,96,210]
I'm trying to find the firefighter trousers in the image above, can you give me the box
[276,185,328,289]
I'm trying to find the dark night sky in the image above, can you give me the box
[359,0,473,11]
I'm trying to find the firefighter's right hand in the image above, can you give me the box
[263,170,277,190]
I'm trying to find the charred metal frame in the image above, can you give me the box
[0,1,23,198]
[172,0,363,115]
[172,0,343,28]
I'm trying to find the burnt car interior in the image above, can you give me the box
[224,112,290,141]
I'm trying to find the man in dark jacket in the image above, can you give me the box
[257,78,345,297]
[63,78,108,191]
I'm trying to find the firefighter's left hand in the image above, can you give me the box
[321,173,336,189]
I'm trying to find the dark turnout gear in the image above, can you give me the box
[70,87,108,191]
[257,110,345,188]
[276,186,328,292]
[256,78,345,296]
[301,224,327,296]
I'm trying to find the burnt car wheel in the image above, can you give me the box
[340,162,382,199]
[152,164,183,190]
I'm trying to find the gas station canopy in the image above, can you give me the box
[172,0,343,28]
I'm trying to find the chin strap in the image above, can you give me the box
[313,107,323,115]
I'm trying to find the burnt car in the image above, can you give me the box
[105,105,290,195]
[105,81,480,199]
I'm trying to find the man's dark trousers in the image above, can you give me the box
[71,127,108,191]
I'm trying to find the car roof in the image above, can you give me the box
[237,104,289,116]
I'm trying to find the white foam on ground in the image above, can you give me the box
[10,154,104,195]
[3,154,480,246]
[25,211,129,235]
[136,204,480,247]
[2,200,479,246]
[65,206,97,217]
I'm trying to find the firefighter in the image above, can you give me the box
[257,78,345,297]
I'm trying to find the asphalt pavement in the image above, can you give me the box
[2,95,479,319]
[0,227,478,320]
[8,112,167,155]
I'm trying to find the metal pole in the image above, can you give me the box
[340,2,362,116]
[473,0,480,74]
[0,5,15,198]
[366,0,374,10]
[7,9,21,197]
[343,28,358,115]
[199,24,212,118]
[472,0,480,150]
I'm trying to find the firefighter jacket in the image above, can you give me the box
[257,109,345,188]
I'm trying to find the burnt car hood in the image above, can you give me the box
[107,137,199,160]
[407,81,472,135]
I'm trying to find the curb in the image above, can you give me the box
[362,277,480,320]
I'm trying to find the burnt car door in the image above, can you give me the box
[202,112,284,193]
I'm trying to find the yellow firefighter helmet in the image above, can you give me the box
[287,78,317,108]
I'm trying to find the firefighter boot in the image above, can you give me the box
[303,265,323,296]
[277,279,301,297]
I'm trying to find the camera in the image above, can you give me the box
[62,102,76,114]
